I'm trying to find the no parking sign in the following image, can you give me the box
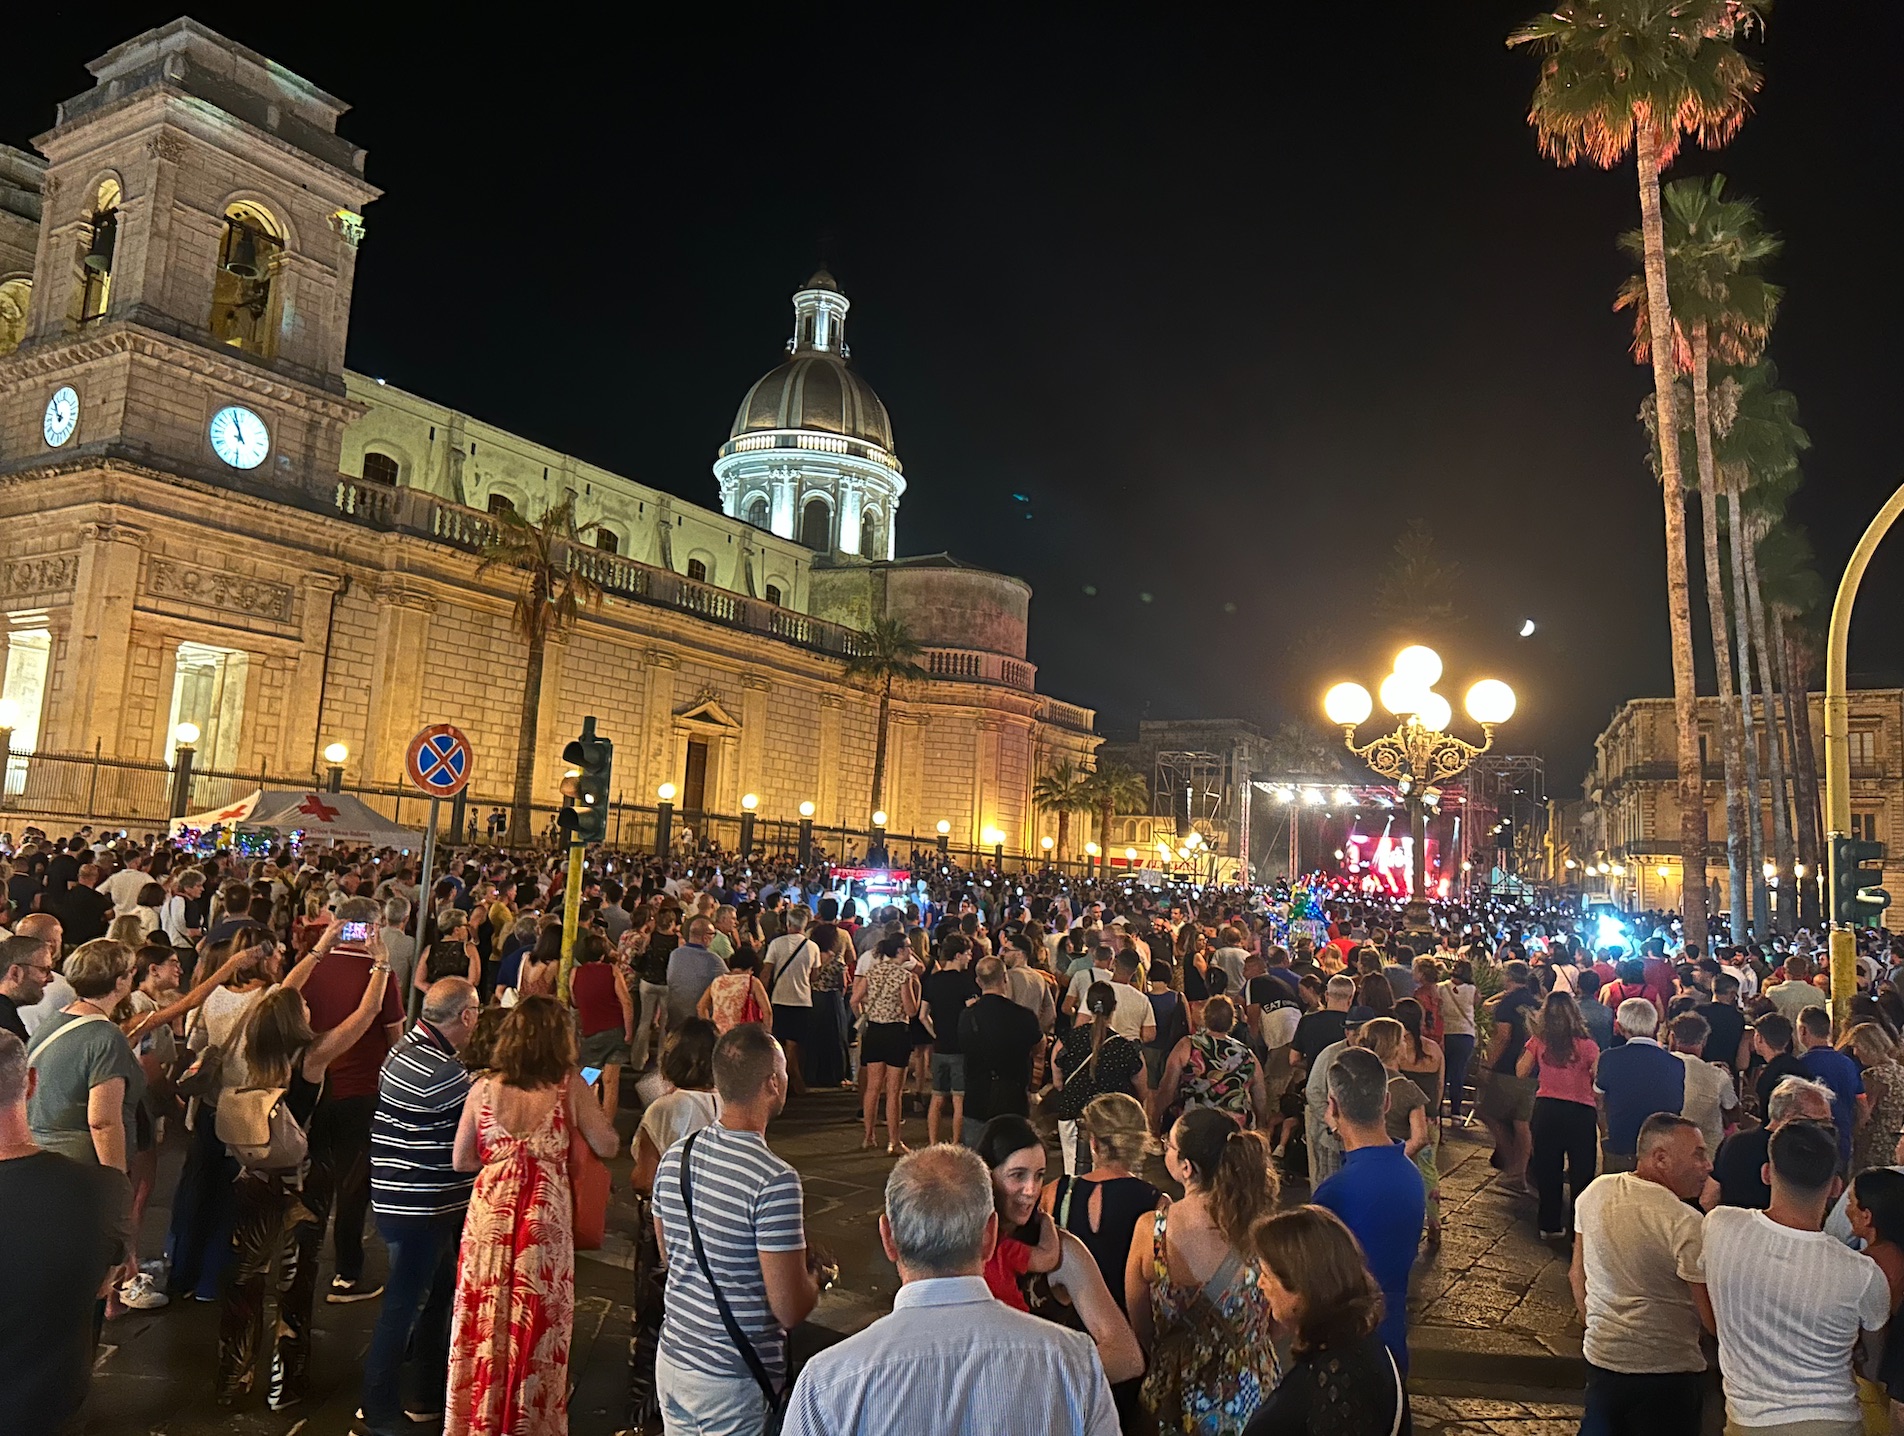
[405,723,473,798]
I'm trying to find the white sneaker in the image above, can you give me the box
[118,1273,170,1310]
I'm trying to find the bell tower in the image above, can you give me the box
[0,18,378,485]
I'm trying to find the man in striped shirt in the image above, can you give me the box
[654,1023,822,1435]
[355,978,479,1436]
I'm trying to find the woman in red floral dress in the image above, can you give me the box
[445,996,620,1436]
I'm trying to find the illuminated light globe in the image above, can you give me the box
[872,810,888,827]
[1125,847,1138,862]
[1323,682,1373,726]
[741,793,759,811]
[1393,645,1443,687]
[1415,692,1453,733]
[173,721,201,746]
[323,742,348,765]
[1378,672,1427,716]
[1465,679,1516,726]
[799,800,816,817]
[657,783,677,802]
[936,819,951,834]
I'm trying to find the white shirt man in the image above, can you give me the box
[785,1145,1119,1436]
[1570,1114,1713,1431]
[99,859,150,914]
[1703,1117,1891,1432]
[763,917,816,1011]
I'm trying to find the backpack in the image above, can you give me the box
[216,1085,310,1173]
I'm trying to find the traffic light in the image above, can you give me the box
[559,715,613,844]
[1830,834,1891,925]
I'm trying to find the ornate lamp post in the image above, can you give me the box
[1323,646,1515,912]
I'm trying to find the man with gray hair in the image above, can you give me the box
[1594,997,1686,1175]
[762,904,815,1095]
[0,1030,123,1435]
[783,1145,1119,1436]
[1707,1074,1835,1211]
[667,915,728,1029]
[379,895,419,1019]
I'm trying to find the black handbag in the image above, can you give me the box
[679,1130,787,1435]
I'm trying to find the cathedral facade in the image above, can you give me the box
[0,19,1097,847]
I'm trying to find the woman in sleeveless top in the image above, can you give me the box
[445,996,620,1436]
[851,934,921,1154]
[1125,1107,1283,1434]
[1043,1092,1162,1311]
[696,947,773,1036]
[215,944,392,1408]
[1156,996,1266,1131]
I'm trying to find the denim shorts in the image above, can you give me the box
[931,1052,966,1095]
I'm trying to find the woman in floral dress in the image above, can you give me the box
[1155,996,1266,1131]
[445,996,620,1436]
[1125,1106,1283,1433]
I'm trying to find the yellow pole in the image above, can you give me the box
[557,832,584,1003]
[1825,480,1904,1030]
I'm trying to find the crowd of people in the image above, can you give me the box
[7,822,1904,1436]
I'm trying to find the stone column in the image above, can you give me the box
[280,572,346,779]
[973,718,1002,847]
[361,579,436,786]
[817,693,844,826]
[641,651,678,798]
[740,675,770,800]
[59,521,145,755]
[530,635,566,802]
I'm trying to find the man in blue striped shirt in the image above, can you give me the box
[654,1023,822,1434]
[355,978,479,1436]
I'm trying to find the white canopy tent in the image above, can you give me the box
[170,788,423,849]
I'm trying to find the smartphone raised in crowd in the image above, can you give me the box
[580,1066,603,1088]
[339,920,372,943]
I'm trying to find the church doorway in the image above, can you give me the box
[683,737,710,813]
[800,498,831,551]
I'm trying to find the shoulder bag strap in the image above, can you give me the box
[678,1130,785,1411]
[26,1012,109,1065]
[1388,1347,1405,1436]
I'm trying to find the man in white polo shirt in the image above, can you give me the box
[1571,1112,1712,1433]
[1703,1118,1890,1436]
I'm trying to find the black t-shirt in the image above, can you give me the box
[0,1151,119,1435]
[1254,967,1302,1006]
[7,872,41,914]
[1294,1009,1349,1068]
[921,968,979,1055]
[1490,986,1541,1073]
[959,992,1042,1123]
[45,884,112,946]
[45,852,80,899]
[1755,1051,1808,1113]
[1697,1001,1748,1070]
[1712,1125,1773,1209]
[640,931,678,986]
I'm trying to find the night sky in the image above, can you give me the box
[9,4,1904,790]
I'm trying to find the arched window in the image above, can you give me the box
[743,495,770,529]
[594,529,619,555]
[800,498,831,552]
[686,558,708,583]
[764,583,783,607]
[210,201,286,358]
[860,507,883,559]
[70,178,121,326]
[486,493,516,516]
[362,452,400,486]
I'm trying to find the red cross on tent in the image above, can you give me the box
[213,801,252,821]
[297,795,340,823]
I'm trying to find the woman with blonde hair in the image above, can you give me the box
[1042,1092,1161,1310]
[1844,1021,1904,1175]
[1359,1015,1440,1240]
[214,944,393,1408]
[1126,1105,1282,1434]
[445,995,620,1436]
[1243,1205,1404,1435]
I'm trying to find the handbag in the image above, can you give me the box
[216,1085,309,1172]
[569,1103,609,1251]
[173,1006,226,1101]
[680,1129,786,1435]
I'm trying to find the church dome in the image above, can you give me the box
[730,354,894,453]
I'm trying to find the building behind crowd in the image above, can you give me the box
[1578,691,1902,916]
[0,20,1098,848]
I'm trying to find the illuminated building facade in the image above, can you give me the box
[0,19,1096,843]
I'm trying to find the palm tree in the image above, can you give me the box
[1716,362,1811,931]
[1032,761,1095,862]
[843,617,926,824]
[476,497,603,843]
[1081,762,1150,858]
[1757,522,1828,923]
[1618,173,1781,940]
[1511,0,1767,950]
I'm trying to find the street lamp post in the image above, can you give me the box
[935,819,951,860]
[1324,646,1515,917]
[170,721,201,821]
[798,801,816,865]
[322,741,348,794]
[870,810,890,867]
[655,783,676,858]
[739,793,758,859]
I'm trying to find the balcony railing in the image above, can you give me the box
[923,647,1036,691]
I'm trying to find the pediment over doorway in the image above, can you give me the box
[673,697,741,731]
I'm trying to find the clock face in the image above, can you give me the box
[209,405,270,470]
[43,387,79,448]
